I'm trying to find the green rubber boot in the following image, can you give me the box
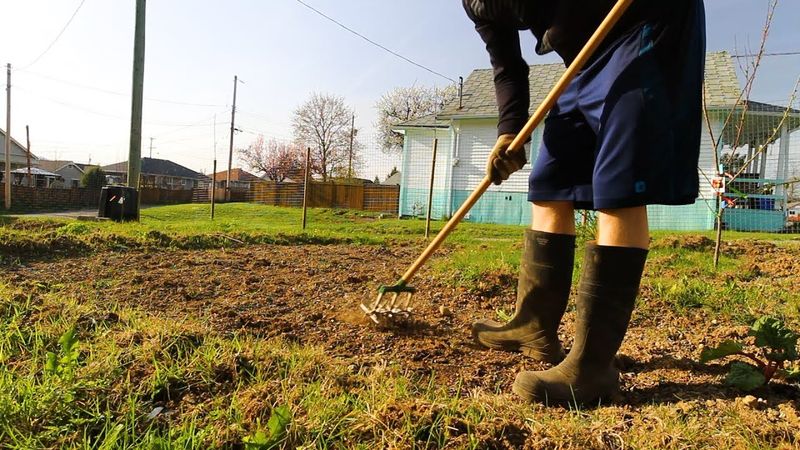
[513,242,648,405]
[472,230,575,364]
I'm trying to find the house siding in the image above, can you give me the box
[401,116,725,230]
[398,128,452,218]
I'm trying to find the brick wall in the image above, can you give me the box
[0,185,101,212]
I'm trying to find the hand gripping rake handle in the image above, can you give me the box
[394,0,635,289]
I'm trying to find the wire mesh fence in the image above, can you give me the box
[198,107,800,235]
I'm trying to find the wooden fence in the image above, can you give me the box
[246,181,399,213]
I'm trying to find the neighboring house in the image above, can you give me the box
[212,168,261,189]
[102,157,207,190]
[38,160,99,188]
[0,128,40,181]
[10,167,63,188]
[383,171,402,186]
[395,52,800,231]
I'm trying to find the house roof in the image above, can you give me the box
[211,168,260,182]
[11,167,60,177]
[396,115,451,129]
[0,128,39,165]
[432,51,743,121]
[102,157,205,179]
[39,160,97,173]
[38,160,72,172]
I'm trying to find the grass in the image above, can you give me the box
[1,203,799,448]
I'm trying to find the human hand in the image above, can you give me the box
[486,133,526,185]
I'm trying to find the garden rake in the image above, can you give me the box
[362,0,635,325]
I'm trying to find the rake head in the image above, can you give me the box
[361,281,416,325]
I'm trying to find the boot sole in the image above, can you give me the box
[512,374,620,406]
[473,332,565,364]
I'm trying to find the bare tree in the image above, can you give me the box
[292,93,359,181]
[703,0,800,267]
[375,84,456,154]
[239,135,303,182]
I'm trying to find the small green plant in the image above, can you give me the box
[700,316,800,391]
[495,308,513,322]
[45,326,80,380]
[242,405,292,449]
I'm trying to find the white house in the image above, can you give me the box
[0,128,39,180]
[395,52,800,232]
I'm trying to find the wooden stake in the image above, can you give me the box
[302,147,311,229]
[25,125,31,188]
[425,138,438,239]
[211,159,217,219]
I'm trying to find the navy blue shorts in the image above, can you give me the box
[528,3,706,210]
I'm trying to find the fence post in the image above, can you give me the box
[302,147,311,230]
[425,138,438,239]
[211,159,216,220]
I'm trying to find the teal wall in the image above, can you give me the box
[647,201,716,231]
[723,209,786,232]
[403,188,719,230]
[400,188,451,219]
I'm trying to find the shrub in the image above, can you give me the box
[80,167,108,189]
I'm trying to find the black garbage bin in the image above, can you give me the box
[99,186,139,221]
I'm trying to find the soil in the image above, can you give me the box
[5,242,800,408]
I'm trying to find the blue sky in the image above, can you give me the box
[1,0,798,177]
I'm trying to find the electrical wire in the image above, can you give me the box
[732,51,800,58]
[292,0,456,83]
[19,0,88,70]
[16,69,227,108]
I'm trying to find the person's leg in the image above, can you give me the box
[472,201,577,363]
[532,201,576,235]
[472,95,593,363]
[597,206,649,250]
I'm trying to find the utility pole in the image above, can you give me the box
[226,75,240,200]
[149,137,154,158]
[347,113,355,180]
[4,63,11,210]
[26,125,31,188]
[128,0,146,219]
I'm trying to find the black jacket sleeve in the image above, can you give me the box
[464,1,530,137]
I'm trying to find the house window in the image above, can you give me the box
[72,180,79,188]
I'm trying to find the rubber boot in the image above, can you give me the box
[472,230,575,364]
[512,242,648,405]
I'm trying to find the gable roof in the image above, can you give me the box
[0,128,39,165]
[211,168,260,182]
[38,160,73,172]
[38,160,97,174]
[102,157,205,179]
[433,51,743,121]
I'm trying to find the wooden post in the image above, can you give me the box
[227,75,239,201]
[348,114,355,180]
[25,125,32,188]
[302,147,311,229]
[425,138,438,239]
[211,159,217,219]
[128,0,146,221]
[5,63,11,209]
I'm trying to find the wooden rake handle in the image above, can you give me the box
[400,0,634,284]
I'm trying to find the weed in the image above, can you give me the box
[700,316,800,390]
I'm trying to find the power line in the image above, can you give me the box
[292,0,456,83]
[731,51,800,58]
[17,68,226,107]
[15,85,229,127]
[20,0,88,70]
